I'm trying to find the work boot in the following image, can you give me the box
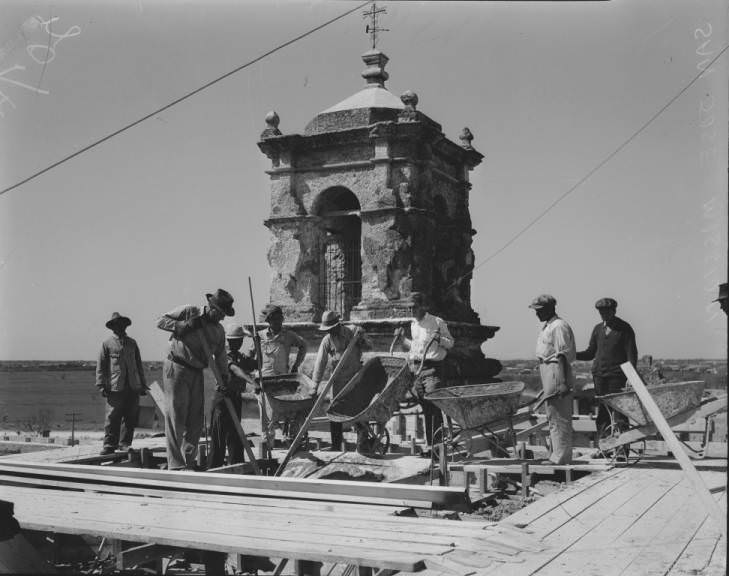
[100,446,116,455]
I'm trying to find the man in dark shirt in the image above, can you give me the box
[96,312,147,455]
[576,297,638,432]
[208,324,258,469]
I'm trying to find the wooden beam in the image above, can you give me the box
[621,362,727,539]
[0,462,469,510]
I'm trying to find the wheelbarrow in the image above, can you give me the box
[596,380,727,464]
[260,373,316,449]
[327,356,413,455]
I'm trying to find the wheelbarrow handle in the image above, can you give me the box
[414,336,439,379]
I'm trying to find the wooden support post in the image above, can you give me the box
[438,442,448,486]
[410,437,417,455]
[521,463,530,499]
[565,468,573,484]
[357,567,374,576]
[462,470,471,492]
[477,468,488,495]
[622,362,727,538]
[140,447,152,468]
[109,539,124,570]
[197,444,207,469]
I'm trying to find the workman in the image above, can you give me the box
[394,292,454,450]
[207,324,258,469]
[312,310,371,451]
[576,297,638,433]
[530,294,575,465]
[157,289,234,471]
[254,304,308,448]
[96,312,147,455]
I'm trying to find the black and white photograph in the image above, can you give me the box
[0,0,727,574]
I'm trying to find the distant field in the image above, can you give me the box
[0,359,724,432]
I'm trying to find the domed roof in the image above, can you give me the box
[305,49,404,135]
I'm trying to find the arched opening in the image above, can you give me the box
[314,187,362,320]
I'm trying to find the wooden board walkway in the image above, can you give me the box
[483,466,727,576]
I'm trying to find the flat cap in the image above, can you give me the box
[528,294,556,309]
[595,297,617,309]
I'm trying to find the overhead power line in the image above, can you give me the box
[447,41,729,293]
[0,1,372,197]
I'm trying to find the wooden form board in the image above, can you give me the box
[2,484,540,573]
[0,460,470,511]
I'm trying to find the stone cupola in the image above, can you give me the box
[257,45,500,380]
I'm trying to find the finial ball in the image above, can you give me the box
[265,111,280,128]
[400,91,419,108]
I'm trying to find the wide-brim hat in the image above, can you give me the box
[105,312,131,330]
[713,283,728,302]
[595,297,617,309]
[318,310,341,331]
[260,303,283,322]
[225,324,252,340]
[206,288,235,317]
[528,294,556,309]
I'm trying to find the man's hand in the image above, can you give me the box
[393,327,405,339]
[99,388,108,398]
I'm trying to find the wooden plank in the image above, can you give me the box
[6,488,429,571]
[0,461,468,510]
[1,485,518,557]
[621,362,727,539]
[501,467,627,529]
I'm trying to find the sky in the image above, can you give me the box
[0,0,727,361]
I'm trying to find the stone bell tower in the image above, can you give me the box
[257,38,500,380]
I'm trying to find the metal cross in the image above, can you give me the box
[363,2,388,50]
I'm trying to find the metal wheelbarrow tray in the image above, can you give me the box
[327,356,413,454]
[260,373,316,421]
[424,381,525,458]
[598,380,705,427]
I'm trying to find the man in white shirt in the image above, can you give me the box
[530,294,575,465]
[395,292,454,448]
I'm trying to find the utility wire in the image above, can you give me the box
[0,1,372,197]
[447,41,729,293]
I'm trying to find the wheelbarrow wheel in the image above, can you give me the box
[597,421,644,466]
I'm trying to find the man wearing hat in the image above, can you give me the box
[156,289,234,470]
[577,298,638,433]
[312,310,371,451]
[96,312,147,455]
[530,294,576,465]
[394,292,454,450]
[208,324,258,469]
[714,282,728,316]
[254,304,307,447]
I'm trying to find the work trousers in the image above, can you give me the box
[414,361,444,447]
[593,375,629,434]
[208,390,245,469]
[330,421,343,451]
[103,389,140,450]
[163,359,205,470]
[544,394,573,464]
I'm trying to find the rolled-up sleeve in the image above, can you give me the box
[552,321,576,363]
[157,305,199,334]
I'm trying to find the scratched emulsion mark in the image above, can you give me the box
[694,21,725,330]
[0,15,81,118]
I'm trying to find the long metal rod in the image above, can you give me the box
[249,276,271,458]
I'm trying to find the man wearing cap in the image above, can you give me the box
[530,294,576,465]
[254,304,308,447]
[577,298,638,433]
[312,310,371,451]
[714,282,728,316]
[96,312,148,455]
[208,324,258,468]
[394,292,454,449]
[157,289,234,470]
